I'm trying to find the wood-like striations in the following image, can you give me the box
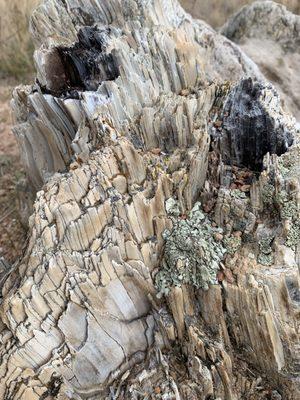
[1,0,299,399]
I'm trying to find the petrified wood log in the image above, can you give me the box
[2,0,300,399]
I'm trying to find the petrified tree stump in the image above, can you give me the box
[1,1,299,399]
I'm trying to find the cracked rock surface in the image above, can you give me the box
[12,0,262,191]
[1,0,300,399]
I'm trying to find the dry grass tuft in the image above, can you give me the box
[0,0,39,79]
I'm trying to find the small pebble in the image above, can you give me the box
[214,232,223,241]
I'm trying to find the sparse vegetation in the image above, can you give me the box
[0,2,38,264]
[0,0,39,79]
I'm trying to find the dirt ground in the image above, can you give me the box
[0,81,27,264]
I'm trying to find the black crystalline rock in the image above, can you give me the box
[215,78,294,172]
[59,26,120,91]
[40,26,121,94]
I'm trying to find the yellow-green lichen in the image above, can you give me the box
[262,183,275,205]
[278,145,300,178]
[155,202,226,297]
[258,236,274,266]
[275,190,298,220]
[230,189,247,200]
[257,253,274,266]
[286,220,300,249]
[223,235,242,255]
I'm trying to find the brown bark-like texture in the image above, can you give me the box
[1,1,299,399]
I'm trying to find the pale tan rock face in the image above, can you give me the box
[12,0,262,191]
[1,0,300,399]
[1,90,217,397]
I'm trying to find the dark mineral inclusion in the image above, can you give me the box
[60,26,120,91]
[218,78,293,172]
[39,26,121,95]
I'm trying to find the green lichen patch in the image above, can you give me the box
[262,183,275,205]
[275,190,298,220]
[230,189,247,200]
[257,253,274,266]
[286,220,300,249]
[258,235,274,266]
[223,235,242,255]
[278,145,300,178]
[155,202,226,297]
[261,176,298,221]
[165,198,181,217]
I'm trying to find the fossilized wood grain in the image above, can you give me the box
[3,81,216,398]
[12,0,262,191]
[0,146,162,398]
